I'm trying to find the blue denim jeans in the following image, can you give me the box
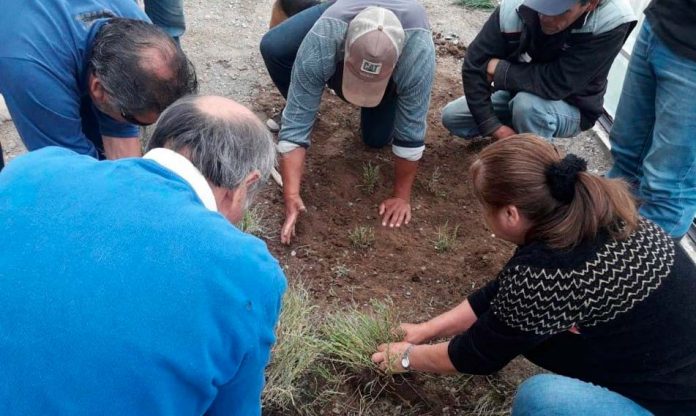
[608,21,696,238]
[512,375,653,416]
[441,91,582,139]
[144,0,186,42]
[259,2,398,148]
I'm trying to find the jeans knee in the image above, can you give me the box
[512,374,563,416]
[260,30,290,64]
[259,32,276,62]
[441,99,468,133]
[510,92,541,120]
[441,104,457,132]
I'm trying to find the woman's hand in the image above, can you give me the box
[400,323,432,345]
[371,342,412,374]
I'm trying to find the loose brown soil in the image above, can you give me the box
[253,50,536,414]
[253,51,512,319]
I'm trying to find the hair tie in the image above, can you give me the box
[545,154,587,204]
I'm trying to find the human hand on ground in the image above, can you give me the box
[399,323,432,345]
[281,194,306,245]
[372,342,413,374]
[379,197,411,228]
[492,125,516,141]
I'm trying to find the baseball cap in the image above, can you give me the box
[342,7,405,108]
[523,0,578,16]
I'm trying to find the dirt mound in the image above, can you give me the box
[433,32,468,59]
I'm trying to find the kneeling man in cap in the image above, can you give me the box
[260,0,436,244]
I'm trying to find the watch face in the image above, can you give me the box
[401,356,409,369]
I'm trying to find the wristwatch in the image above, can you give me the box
[401,344,414,371]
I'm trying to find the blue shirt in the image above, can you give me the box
[280,0,435,161]
[0,0,149,158]
[0,147,287,415]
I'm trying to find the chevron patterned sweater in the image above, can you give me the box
[448,219,696,415]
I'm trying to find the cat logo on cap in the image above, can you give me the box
[361,60,382,75]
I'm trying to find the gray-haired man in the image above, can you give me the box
[0,96,285,415]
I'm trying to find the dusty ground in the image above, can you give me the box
[0,0,613,414]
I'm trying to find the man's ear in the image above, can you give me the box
[229,170,260,211]
[242,170,261,189]
[88,73,107,105]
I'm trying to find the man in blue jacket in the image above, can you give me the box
[0,95,286,415]
[0,0,197,161]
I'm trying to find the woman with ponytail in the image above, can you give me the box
[372,135,696,416]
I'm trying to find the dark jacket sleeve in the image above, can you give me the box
[467,279,500,317]
[462,8,511,136]
[447,308,551,374]
[492,23,633,101]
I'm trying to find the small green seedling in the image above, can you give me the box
[434,222,460,253]
[332,264,350,278]
[426,167,448,198]
[349,226,375,249]
[360,162,381,195]
[238,206,266,236]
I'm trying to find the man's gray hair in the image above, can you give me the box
[147,96,276,199]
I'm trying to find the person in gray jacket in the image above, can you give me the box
[260,0,436,245]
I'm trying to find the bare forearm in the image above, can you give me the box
[102,136,142,159]
[410,342,457,374]
[422,300,478,341]
[392,157,418,200]
[279,148,306,198]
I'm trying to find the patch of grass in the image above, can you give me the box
[349,226,375,249]
[471,376,516,416]
[426,167,448,198]
[454,0,496,10]
[238,205,267,236]
[434,222,460,253]
[319,300,402,374]
[332,263,350,278]
[263,283,322,413]
[360,162,381,195]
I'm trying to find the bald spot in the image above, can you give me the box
[138,45,177,80]
[194,95,258,124]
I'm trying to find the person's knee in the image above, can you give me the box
[510,92,550,132]
[512,374,565,416]
[441,98,468,132]
[441,102,458,132]
[259,31,280,63]
[510,92,542,120]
